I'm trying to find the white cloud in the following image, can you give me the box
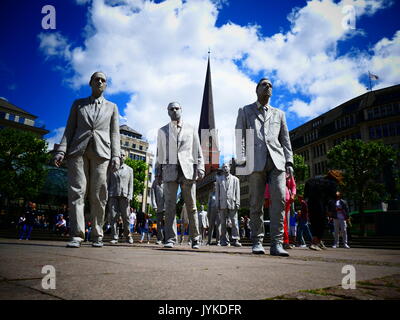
[46,127,66,151]
[38,0,399,162]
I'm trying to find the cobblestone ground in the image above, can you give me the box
[270,274,400,300]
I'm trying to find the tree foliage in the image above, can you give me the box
[327,139,398,235]
[0,128,50,203]
[293,154,309,196]
[124,158,148,210]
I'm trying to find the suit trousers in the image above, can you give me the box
[207,208,221,244]
[249,158,286,245]
[333,218,348,246]
[156,211,165,242]
[219,209,240,244]
[67,146,109,242]
[108,196,131,240]
[164,172,200,244]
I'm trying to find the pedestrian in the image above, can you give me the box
[198,205,208,245]
[139,213,151,244]
[330,191,351,249]
[206,182,221,246]
[19,202,37,240]
[296,195,313,247]
[304,170,342,251]
[129,208,137,236]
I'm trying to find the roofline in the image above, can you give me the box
[290,83,400,132]
[0,98,38,119]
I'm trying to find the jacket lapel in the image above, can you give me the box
[264,106,273,123]
[250,103,265,124]
[82,97,95,126]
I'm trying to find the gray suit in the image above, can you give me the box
[108,163,133,240]
[207,191,221,245]
[150,180,165,242]
[55,96,120,242]
[235,102,293,245]
[216,173,241,244]
[155,121,204,244]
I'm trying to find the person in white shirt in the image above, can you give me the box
[198,205,209,245]
[330,192,350,249]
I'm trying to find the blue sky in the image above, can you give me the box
[0,0,399,162]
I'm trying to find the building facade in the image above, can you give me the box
[290,84,400,178]
[120,124,154,213]
[0,97,49,137]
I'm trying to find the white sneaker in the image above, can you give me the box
[344,244,350,249]
[110,239,118,245]
[156,240,162,245]
[300,244,307,248]
[332,244,337,248]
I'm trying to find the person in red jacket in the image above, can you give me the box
[264,173,297,249]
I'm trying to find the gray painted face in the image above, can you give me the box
[222,163,230,174]
[256,78,273,101]
[90,72,107,96]
[167,102,182,121]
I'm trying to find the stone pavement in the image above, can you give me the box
[0,238,399,300]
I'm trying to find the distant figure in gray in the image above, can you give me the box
[216,163,242,247]
[155,102,205,249]
[207,182,221,246]
[198,205,209,245]
[151,179,165,245]
[108,153,134,244]
[53,71,120,248]
[235,78,294,256]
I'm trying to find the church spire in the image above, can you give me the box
[198,53,219,174]
[198,54,216,135]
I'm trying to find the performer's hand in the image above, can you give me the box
[286,165,294,177]
[53,152,64,167]
[197,169,205,181]
[111,156,120,171]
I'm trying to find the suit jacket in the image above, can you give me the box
[155,121,204,182]
[108,164,134,200]
[150,180,165,213]
[235,102,293,173]
[56,96,120,159]
[216,173,240,210]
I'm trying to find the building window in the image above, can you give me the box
[8,114,15,121]
[124,141,129,146]
[0,112,5,119]
[139,145,143,151]
[133,144,136,149]
[18,117,25,124]
[369,122,400,139]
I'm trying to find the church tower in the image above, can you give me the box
[196,54,221,205]
[198,54,220,175]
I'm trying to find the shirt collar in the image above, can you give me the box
[256,101,269,110]
[90,96,105,104]
[171,120,183,128]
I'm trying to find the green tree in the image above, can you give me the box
[124,158,148,210]
[293,154,309,196]
[0,128,50,205]
[327,139,397,236]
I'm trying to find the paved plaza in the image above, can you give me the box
[0,238,399,300]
